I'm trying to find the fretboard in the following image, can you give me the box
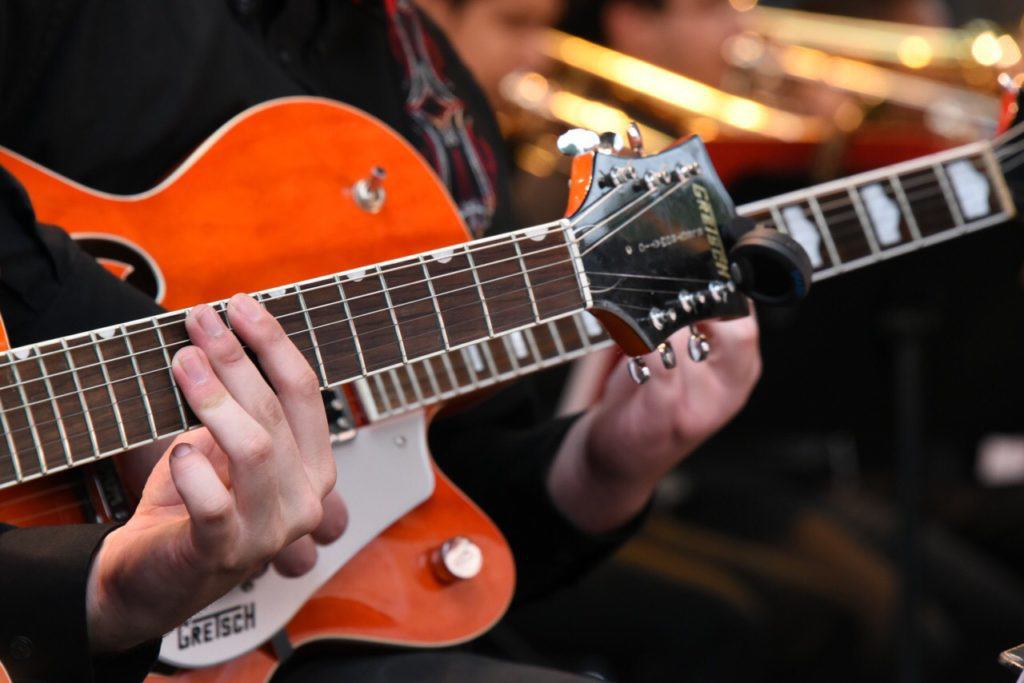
[0,221,589,489]
[738,140,1017,279]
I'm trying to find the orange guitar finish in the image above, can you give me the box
[0,98,515,679]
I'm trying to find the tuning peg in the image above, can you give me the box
[556,128,601,156]
[628,357,651,384]
[658,341,677,369]
[626,121,644,156]
[648,306,677,331]
[999,72,1021,95]
[687,326,710,362]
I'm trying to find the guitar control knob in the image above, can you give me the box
[431,536,483,584]
[628,357,651,384]
[353,166,387,214]
[687,326,711,362]
[658,341,677,369]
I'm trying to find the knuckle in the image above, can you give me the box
[285,368,321,398]
[237,430,273,466]
[196,387,228,413]
[254,392,286,429]
[198,496,233,527]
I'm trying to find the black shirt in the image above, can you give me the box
[0,2,635,680]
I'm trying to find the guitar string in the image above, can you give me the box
[0,321,599,511]
[0,159,1001,436]
[1,142,1017,471]
[0,144,992,385]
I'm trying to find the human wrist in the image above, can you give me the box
[85,529,132,655]
[547,411,657,535]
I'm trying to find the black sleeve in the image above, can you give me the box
[0,168,162,680]
[0,525,160,683]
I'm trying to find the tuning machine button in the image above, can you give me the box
[557,128,601,156]
[658,341,677,369]
[708,280,731,303]
[628,357,651,384]
[677,290,696,314]
[626,121,644,156]
[687,326,711,362]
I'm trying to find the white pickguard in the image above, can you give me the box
[158,411,435,668]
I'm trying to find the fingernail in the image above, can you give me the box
[232,294,262,322]
[193,305,225,338]
[176,348,209,384]
[172,443,193,458]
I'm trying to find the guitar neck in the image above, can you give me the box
[738,139,1017,279]
[359,138,1023,422]
[0,221,590,489]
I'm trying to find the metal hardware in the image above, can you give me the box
[557,128,601,156]
[658,341,677,369]
[324,388,357,444]
[626,121,644,156]
[648,306,676,330]
[431,536,484,583]
[352,166,387,214]
[708,280,729,303]
[597,131,624,153]
[674,162,701,181]
[601,165,637,188]
[687,326,711,362]
[677,290,696,314]
[999,72,1021,95]
[628,356,651,384]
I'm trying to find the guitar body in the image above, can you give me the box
[0,98,515,679]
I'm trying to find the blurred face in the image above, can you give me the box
[604,0,743,86]
[417,0,564,105]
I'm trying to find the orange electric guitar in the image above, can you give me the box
[0,96,765,681]
[1,90,1023,681]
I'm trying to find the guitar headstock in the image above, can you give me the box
[565,133,749,358]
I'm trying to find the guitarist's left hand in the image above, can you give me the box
[547,312,761,534]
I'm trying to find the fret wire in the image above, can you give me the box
[571,314,593,352]
[932,163,967,227]
[981,146,1017,218]
[463,248,495,337]
[478,339,499,378]
[548,321,567,357]
[403,365,425,405]
[807,197,842,267]
[418,256,451,351]
[460,347,480,387]
[769,206,788,235]
[293,289,329,386]
[422,358,441,396]
[61,338,101,460]
[522,328,544,366]
[372,373,393,414]
[34,351,73,466]
[0,359,23,482]
[499,334,521,373]
[122,326,160,440]
[846,188,881,254]
[888,175,924,241]
[93,334,131,450]
[512,238,542,323]
[334,275,369,377]
[378,271,409,364]
[387,369,409,408]
[8,355,48,474]
[438,352,459,395]
[151,319,189,433]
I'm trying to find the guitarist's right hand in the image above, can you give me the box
[83,294,345,655]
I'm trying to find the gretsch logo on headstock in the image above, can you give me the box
[692,184,730,280]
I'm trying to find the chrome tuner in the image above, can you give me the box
[999,72,1021,95]
[626,121,644,156]
[597,131,624,153]
[658,341,677,369]
[353,166,387,214]
[687,326,711,362]
[677,290,696,314]
[648,306,677,331]
[557,128,601,156]
[628,357,651,384]
[708,280,729,303]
